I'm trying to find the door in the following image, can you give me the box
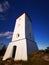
[12,46,17,58]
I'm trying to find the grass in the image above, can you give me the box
[0,50,49,65]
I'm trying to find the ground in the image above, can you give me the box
[0,50,49,65]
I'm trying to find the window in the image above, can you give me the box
[16,33,20,37]
[17,34,19,37]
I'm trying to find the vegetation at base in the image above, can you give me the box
[0,45,6,56]
[0,46,49,65]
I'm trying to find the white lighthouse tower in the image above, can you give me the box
[3,12,38,61]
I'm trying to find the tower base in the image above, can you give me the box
[3,38,38,61]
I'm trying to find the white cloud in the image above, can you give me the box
[0,31,13,39]
[6,35,12,39]
[0,4,3,12]
[3,1,10,11]
[0,0,10,12]
[0,0,10,20]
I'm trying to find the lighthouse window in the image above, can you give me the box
[17,34,19,37]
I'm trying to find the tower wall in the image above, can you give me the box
[12,13,25,41]
[26,39,38,54]
[3,39,27,61]
[3,13,38,61]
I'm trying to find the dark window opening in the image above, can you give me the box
[17,34,19,37]
[12,46,16,58]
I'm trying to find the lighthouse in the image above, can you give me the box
[3,12,38,61]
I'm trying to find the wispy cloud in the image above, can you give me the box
[0,31,13,39]
[0,0,10,20]
[0,0,10,12]
[0,4,3,12]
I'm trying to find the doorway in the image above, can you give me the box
[12,46,17,58]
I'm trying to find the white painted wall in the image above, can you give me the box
[12,13,25,41]
[3,13,38,61]
[3,39,27,61]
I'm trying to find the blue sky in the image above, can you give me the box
[0,0,49,50]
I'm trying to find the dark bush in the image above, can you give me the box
[0,44,6,56]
